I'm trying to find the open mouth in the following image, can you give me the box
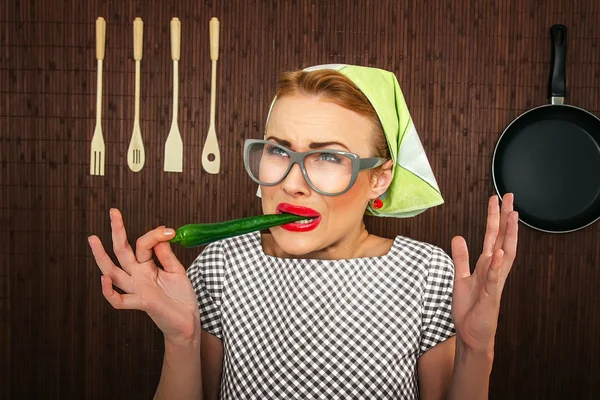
[291,217,317,224]
[276,203,322,231]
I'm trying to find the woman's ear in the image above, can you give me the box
[371,160,394,198]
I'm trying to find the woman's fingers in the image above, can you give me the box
[101,275,144,310]
[88,235,134,293]
[482,195,501,257]
[493,193,514,252]
[154,242,186,274]
[483,248,505,302]
[500,211,519,278]
[135,226,176,264]
[451,236,471,280]
[109,208,138,274]
[485,210,518,299]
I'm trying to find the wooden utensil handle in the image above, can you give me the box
[96,17,106,61]
[210,17,219,61]
[133,17,143,61]
[171,17,181,61]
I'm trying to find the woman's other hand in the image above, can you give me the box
[88,208,200,344]
[450,194,519,353]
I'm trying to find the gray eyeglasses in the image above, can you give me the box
[243,139,387,196]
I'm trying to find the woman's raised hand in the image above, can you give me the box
[450,194,519,353]
[88,208,200,344]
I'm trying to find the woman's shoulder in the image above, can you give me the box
[189,232,262,269]
[389,234,444,252]
[385,234,454,271]
[187,233,266,293]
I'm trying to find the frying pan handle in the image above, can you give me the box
[549,24,567,102]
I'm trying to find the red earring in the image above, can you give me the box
[372,198,383,209]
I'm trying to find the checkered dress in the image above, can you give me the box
[187,232,455,399]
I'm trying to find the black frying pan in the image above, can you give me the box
[492,24,600,233]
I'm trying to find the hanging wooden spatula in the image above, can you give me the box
[201,17,220,174]
[127,17,145,172]
[164,17,183,173]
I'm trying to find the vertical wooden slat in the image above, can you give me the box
[1,0,10,398]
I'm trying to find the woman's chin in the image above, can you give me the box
[270,229,323,257]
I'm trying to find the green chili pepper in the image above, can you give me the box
[170,213,306,247]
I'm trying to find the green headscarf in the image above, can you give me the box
[261,64,444,218]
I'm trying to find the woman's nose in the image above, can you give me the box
[281,163,311,196]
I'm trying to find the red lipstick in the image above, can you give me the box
[276,203,322,232]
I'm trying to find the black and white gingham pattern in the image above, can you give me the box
[187,232,455,399]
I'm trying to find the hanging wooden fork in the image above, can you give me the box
[90,17,106,176]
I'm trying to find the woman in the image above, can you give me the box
[88,64,518,399]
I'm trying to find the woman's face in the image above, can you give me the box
[260,93,389,258]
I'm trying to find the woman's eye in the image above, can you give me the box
[266,145,289,157]
[319,152,342,163]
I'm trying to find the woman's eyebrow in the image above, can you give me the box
[309,141,350,151]
[266,136,350,151]
[265,136,291,147]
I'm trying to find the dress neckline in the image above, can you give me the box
[251,231,403,264]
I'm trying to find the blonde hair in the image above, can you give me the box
[272,69,390,160]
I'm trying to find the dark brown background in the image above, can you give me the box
[2,0,599,399]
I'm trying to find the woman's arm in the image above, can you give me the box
[417,336,455,399]
[200,330,224,400]
[153,330,224,400]
[418,336,494,400]
[88,209,225,400]
[447,338,494,400]
[419,194,517,399]
[154,333,203,400]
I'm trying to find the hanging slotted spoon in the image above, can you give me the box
[127,17,145,172]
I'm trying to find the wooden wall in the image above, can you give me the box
[2,0,599,398]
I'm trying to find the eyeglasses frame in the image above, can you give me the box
[243,139,387,196]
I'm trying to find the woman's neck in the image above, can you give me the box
[262,223,393,260]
